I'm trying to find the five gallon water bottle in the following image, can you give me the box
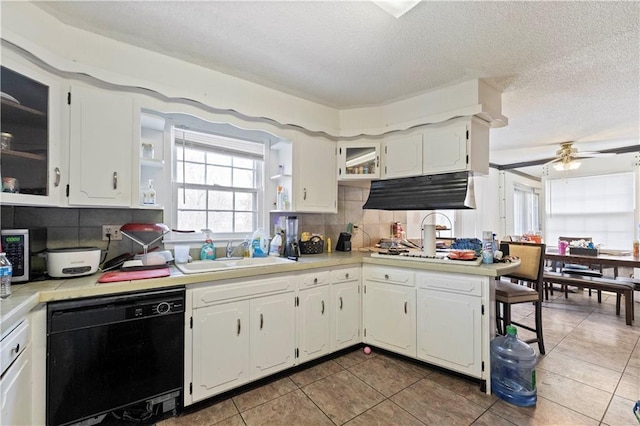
[491,325,537,406]
[0,252,12,299]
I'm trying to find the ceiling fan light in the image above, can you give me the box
[371,0,421,18]
[553,160,581,171]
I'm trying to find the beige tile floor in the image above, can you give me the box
[158,290,640,426]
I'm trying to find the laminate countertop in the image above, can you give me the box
[0,251,519,336]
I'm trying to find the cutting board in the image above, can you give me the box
[98,267,171,283]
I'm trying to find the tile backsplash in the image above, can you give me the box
[272,183,406,251]
[1,182,406,263]
[1,205,163,262]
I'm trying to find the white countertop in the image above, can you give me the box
[0,251,519,336]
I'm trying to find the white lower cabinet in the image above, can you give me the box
[187,275,295,405]
[330,267,361,352]
[191,300,250,402]
[297,285,331,363]
[250,293,296,380]
[0,319,32,426]
[416,271,484,378]
[362,266,416,357]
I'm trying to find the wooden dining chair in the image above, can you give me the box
[495,242,546,354]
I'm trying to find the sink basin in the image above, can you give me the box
[175,256,296,274]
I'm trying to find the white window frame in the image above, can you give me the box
[513,183,540,237]
[171,127,265,240]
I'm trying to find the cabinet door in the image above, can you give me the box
[250,293,296,380]
[363,281,416,357]
[423,120,468,175]
[0,345,32,426]
[337,142,381,180]
[331,280,361,352]
[192,301,250,402]
[382,134,423,179]
[68,85,133,206]
[417,289,482,378]
[294,137,337,213]
[297,286,331,363]
[0,60,63,206]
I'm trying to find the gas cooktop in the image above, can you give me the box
[371,251,483,265]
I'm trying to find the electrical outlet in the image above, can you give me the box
[102,225,123,241]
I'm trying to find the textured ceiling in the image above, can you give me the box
[32,1,640,171]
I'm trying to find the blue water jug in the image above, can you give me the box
[490,325,537,407]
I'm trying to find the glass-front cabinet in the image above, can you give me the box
[1,63,62,205]
[337,142,380,180]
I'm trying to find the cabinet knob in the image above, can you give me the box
[13,343,20,354]
[384,274,389,280]
[313,277,318,284]
[345,273,350,279]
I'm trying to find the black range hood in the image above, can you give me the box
[363,171,476,211]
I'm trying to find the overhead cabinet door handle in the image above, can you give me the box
[113,172,118,189]
[260,313,264,330]
[54,167,61,187]
[339,296,343,310]
[237,319,241,335]
[404,301,407,314]
[321,300,325,314]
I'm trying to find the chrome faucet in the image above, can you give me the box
[226,241,247,258]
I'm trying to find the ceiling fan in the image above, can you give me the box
[546,142,613,171]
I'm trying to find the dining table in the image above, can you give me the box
[544,251,640,277]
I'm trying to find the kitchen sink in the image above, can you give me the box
[175,256,296,274]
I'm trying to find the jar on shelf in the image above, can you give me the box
[141,143,154,159]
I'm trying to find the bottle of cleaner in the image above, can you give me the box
[269,233,282,256]
[200,229,216,260]
[251,229,269,257]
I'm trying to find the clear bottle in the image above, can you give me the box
[490,325,537,407]
[0,252,12,299]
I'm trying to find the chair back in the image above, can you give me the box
[502,242,546,288]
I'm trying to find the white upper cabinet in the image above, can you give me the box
[423,116,489,176]
[336,141,380,180]
[68,85,134,206]
[294,136,337,213]
[271,134,337,213]
[381,134,423,179]
[0,58,63,207]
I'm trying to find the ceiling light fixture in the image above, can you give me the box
[553,159,581,171]
[371,0,421,18]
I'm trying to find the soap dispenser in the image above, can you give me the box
[200,229,216,260]
[142,179,156,205]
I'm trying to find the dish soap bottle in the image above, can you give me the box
[200,229,216,260]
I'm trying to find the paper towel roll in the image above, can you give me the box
[423,224,436,256]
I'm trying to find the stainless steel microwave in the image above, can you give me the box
[0,228,47,282]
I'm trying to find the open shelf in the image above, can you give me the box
[1,149,46,161]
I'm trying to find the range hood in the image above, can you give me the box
[363,171,476,210]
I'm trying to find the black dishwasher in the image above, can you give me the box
[46,288,185,426]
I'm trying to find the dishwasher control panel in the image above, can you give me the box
[126,297,185,319]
